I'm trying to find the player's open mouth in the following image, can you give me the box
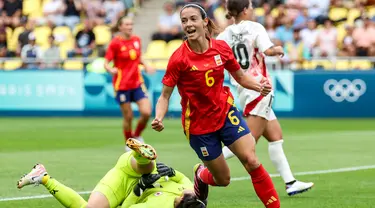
[186,29,196,35]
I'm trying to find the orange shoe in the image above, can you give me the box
[126,138,157,160]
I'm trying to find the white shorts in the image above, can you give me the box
[238,89,277,121]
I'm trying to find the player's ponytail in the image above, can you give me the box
[226,0,251,19]
[206,17,219,37]
[176,192,206,208]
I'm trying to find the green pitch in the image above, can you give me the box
[1,118,375,208]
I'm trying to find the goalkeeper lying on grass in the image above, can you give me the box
[17,138,207,208]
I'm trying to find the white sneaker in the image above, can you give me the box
[17,164,47,189]
[286,181,314,196]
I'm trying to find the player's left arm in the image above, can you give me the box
[256,24,284,57]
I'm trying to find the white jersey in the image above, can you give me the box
[217,21,276,120]
[217,20,274,87]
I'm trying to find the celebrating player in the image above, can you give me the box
[104,16,155,150]
[151,3,280,208]
[217,0,314,196]
[17,139,208,208]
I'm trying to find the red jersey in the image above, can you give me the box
[105,35,143,91]
[162,39,241,135]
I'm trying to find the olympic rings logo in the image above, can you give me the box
[324,79,366,102]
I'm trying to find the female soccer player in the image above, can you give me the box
[152,3,280,208]
[218,0,314,196]
[17,139,207,208]
[104,16,154,150]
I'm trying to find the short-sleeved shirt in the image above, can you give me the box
[162,38,241,135]
[105,35,143,91]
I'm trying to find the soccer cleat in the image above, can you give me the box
[125,137,145,152]
[193,164,209,202]
[126,138,157,160]
[17,164,47,189]
[286,180,314,196]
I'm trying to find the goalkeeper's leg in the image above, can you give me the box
[126,138,157,174]
[17,164,87,208]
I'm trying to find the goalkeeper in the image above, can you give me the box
[17,138,207,208]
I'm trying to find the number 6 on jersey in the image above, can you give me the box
[205,70,215,87]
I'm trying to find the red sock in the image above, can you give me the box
[134,121,147,137]
[123,130,133,141]
[198,168,218,186]
[249,165,280,208]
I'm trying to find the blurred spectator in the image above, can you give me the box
[338,25,356,56]
[300,18,318,53]
[352,17,375,56]
[213,0,228,30]
[17,19,35,56]
[151,1,182,42]
[286,0,308,21]
[2,0,22,28]
[256,2,272,25]
[275,17,294,44]
[273,4,287,27]
[103,0,125,25]
[307,0,330,24]
[67,19,96,58]
[283,28,310,69]
[0,27,8,57]
[264,16,278,43]
[41,0,65,27]
[293,7,309,29]
[21,33,43,69]
[62,0,82,30]
[313,19,337,57]
[82,0,105,26]
[40,35,61,69]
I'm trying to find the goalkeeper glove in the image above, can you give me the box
[157,162,176,177]
[133,173,161,196]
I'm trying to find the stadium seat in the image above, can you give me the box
[368,7,375,18]
[53,26,74,45]
[329,7,348,22]
[144,40,167,59]
[23,0,41,16]
[166,39,183,57]
[3,60,22,71]
[336,24,346,47]
[308,60,334,70]
[33,26,52,49]
[8,27,24,52]
[152,60,168,69]
[335,60,350,71]
[347,9,360,25]
[254,8,265,17]
[63,60,84,70]
[73,23,84,36]
[93,25,112,46]
[5,27,12,46]
[350,60,373,70]
[271,8,279,18]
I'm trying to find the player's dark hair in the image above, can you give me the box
[111,16,131,33]
[180,3,219,37]
[176,193,206,208]
[225,0,250,19]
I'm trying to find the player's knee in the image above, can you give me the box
[140,108,151,119]
[215,175,231,186]
[241,154,259,171]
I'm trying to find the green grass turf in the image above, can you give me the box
[1,118,375,207]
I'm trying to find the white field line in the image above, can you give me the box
[1,165,375,202]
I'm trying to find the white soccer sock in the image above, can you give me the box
[222,146,235,159]
[268,140,296,183]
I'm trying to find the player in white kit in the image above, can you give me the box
[217,0,314,196]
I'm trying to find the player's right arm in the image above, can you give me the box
[104,39,118,75]
[220,41,272,96]
[152,53,180,132]
[255,23,284,57]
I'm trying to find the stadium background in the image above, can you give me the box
[1,0,375,207]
